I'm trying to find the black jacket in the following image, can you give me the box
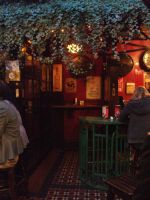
[133,135,150,200]
[119,97,150,144]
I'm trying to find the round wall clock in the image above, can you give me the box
[140,50,150,72]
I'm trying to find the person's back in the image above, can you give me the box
[119,87,150,148]
[4,100,29,148]
[133,133,150,200]
[0,81,24,163]
[0,100,20,138]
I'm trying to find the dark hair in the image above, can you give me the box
[0,80,15,104]
[132,86,150,100]
[0,80,8,98]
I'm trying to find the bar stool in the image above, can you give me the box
[0,156,19,200]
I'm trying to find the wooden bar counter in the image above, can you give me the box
[51,104,101,109]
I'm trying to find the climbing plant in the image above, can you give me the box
[0,0,150,75]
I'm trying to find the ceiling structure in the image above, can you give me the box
[0,0,150,72]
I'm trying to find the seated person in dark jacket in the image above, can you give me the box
[119,86,150,158]
[133,132,150,200]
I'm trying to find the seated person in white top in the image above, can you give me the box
[0,81,28,164]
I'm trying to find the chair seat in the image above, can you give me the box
[105,175,136,196]
[104,174,137,200]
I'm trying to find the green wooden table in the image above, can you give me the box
[79,116,128,189]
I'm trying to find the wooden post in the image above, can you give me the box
[108,76,118,117]
[102,59,118,117]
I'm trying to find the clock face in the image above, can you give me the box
[143,50,150,69]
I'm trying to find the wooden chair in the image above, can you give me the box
[0,156,19,200]
[0,157,29,199]
[104,144,140,200]
[104,135,150,200]
[104,174,136,200]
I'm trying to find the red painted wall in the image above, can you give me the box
[62,40,150,143]
[118,40,150,102]
[63,58,103,144]
[63,58,103,103]
[63,109,100,144]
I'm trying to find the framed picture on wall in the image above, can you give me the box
[126,82,135,94]
[53,63,62,92]
[65,78,77,93]
[5,60,20,82]
[144,72,150,92]
[86,76,101,99]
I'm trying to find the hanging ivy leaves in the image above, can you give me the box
[0,0,150,66]
[67,55,95,77]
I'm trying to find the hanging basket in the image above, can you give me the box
[67,55,95,78]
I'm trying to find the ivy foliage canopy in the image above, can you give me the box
[0,0,150,66]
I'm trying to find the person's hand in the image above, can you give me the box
[147,132,150,136]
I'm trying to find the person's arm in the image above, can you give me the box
[0,107,7,137]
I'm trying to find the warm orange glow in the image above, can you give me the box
[72,57,79,62]
[27,40,32,44]
[26,55,32,61]
[21,47,26,53]
[134,61,139,66]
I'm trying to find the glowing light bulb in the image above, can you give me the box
[135,61,139,66]
[27,40,32,44]
[67,43,82,54]
[21,47,26,53]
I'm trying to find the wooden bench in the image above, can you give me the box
[104,175,137,200]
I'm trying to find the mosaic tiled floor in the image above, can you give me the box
[45,151,81,187]
[2,151,109,200]
[46,188,107,200]
[39,151,107,199]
